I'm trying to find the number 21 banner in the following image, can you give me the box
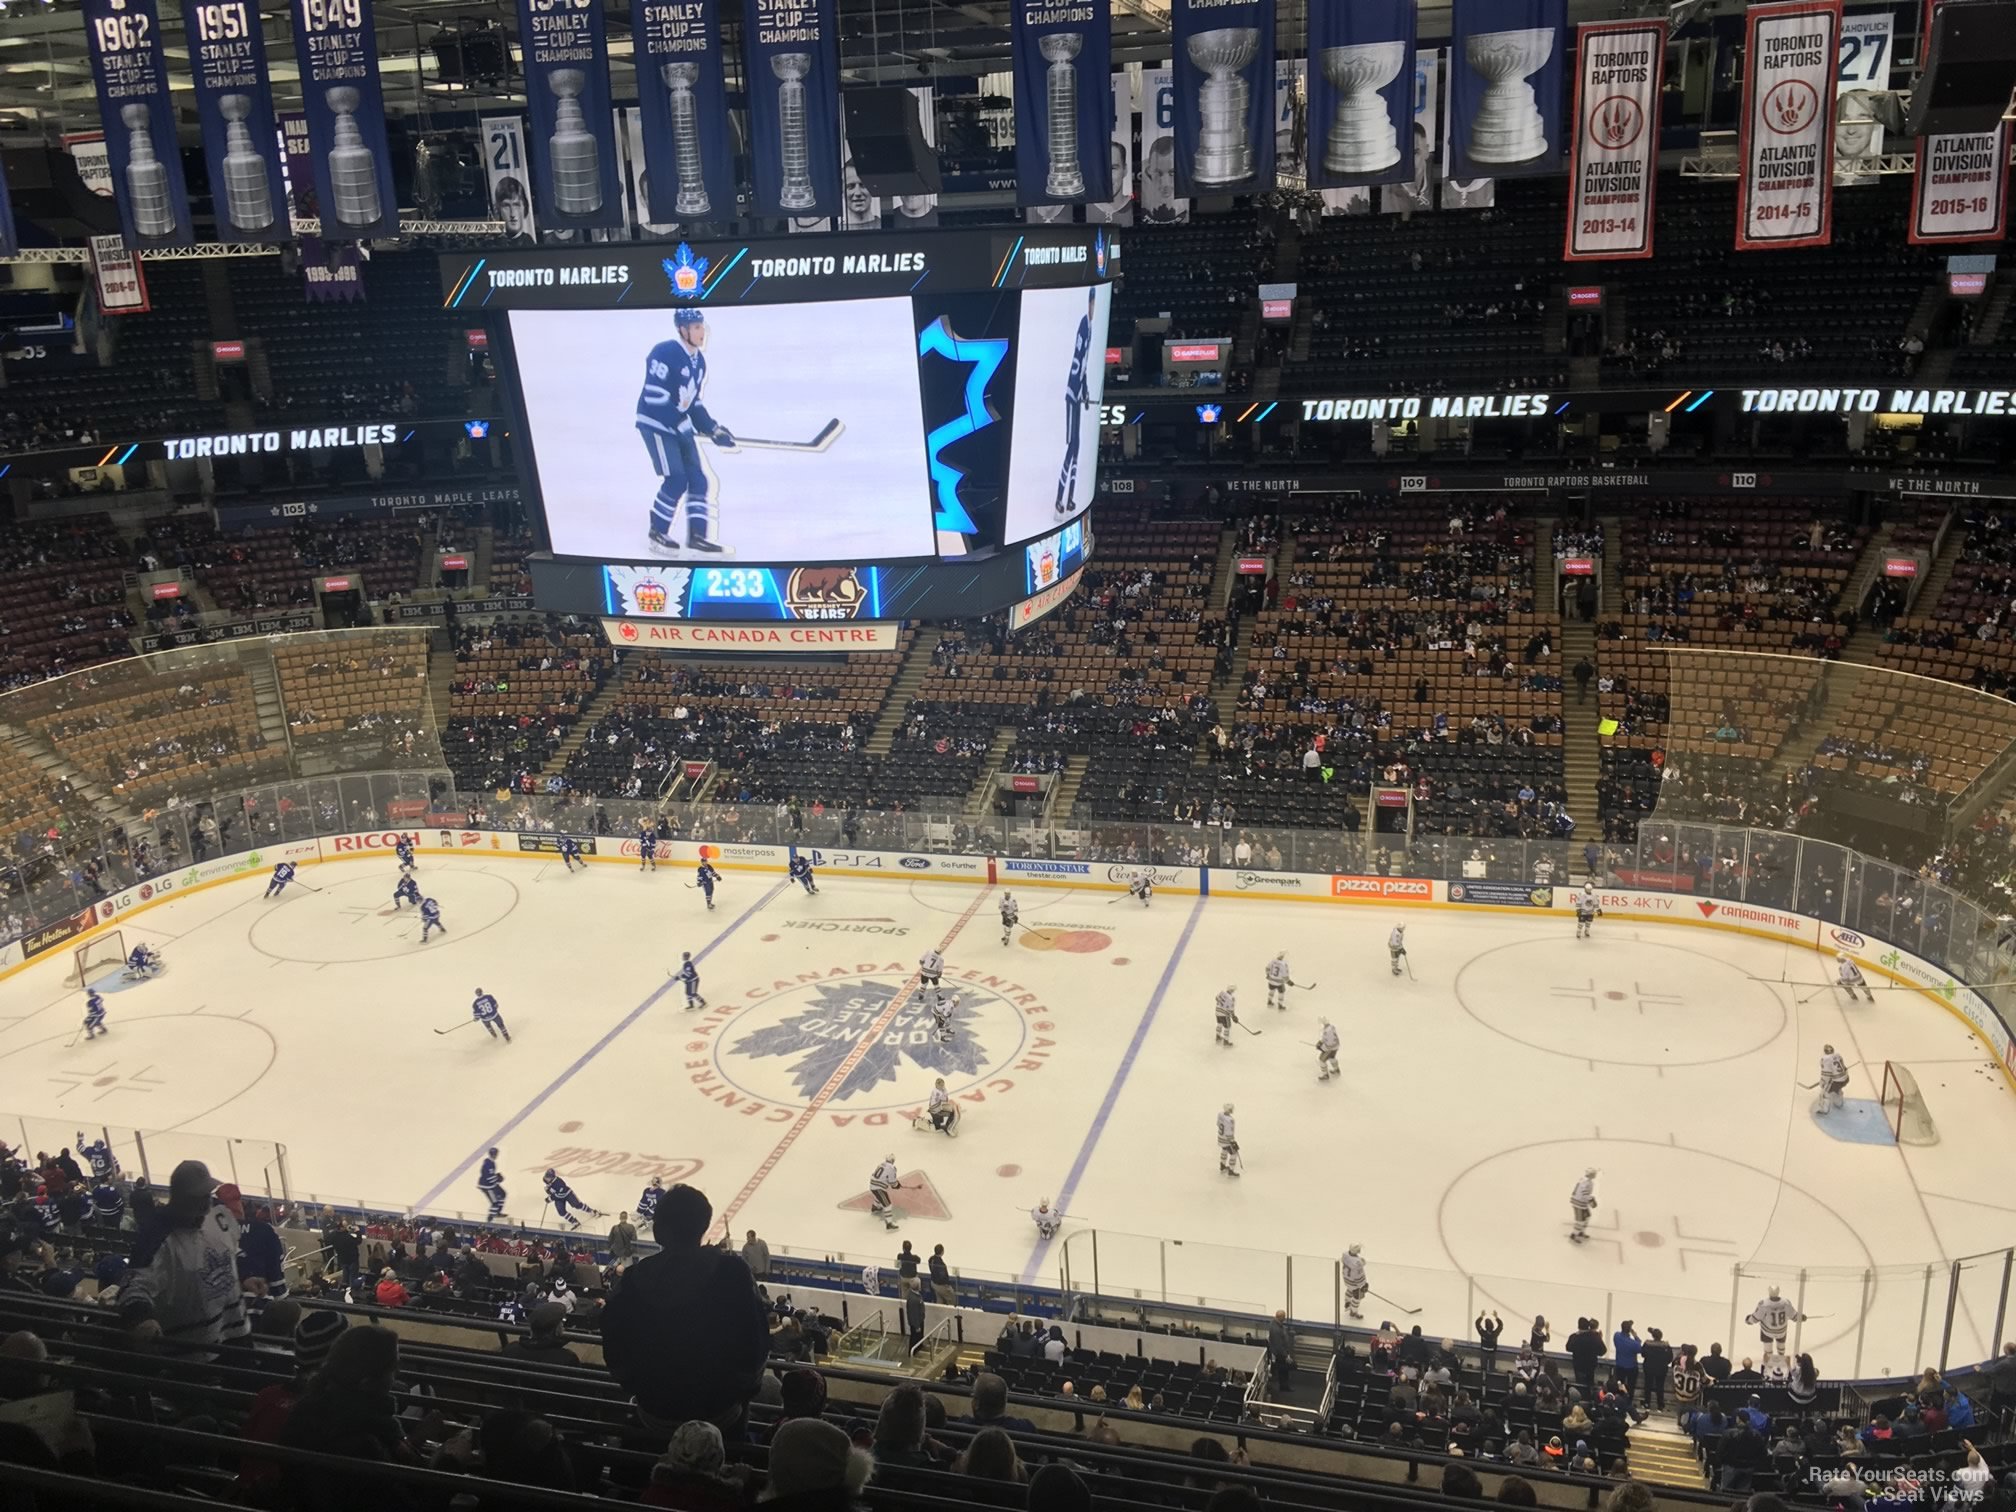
[287,0,400,240]
[1909,0,2008,245]
[1563,19,1664,261]
[1737,0,1841,251]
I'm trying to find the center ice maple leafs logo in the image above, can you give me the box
[729,979,986,1101]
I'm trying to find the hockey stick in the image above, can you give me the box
[1239,1021,1263,1037]
[1105,893,1131,906]
[1293,980,1318,991]
[1404,955,1415,981]
[433,1018,478,1035]
[713,419,844,455]
[1368,1287,1423,1316]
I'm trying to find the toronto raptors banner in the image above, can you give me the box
[1909,0,2008,244]
[182,0,289,242]
[743,0,842,218]
[1563,20,1663,260]
[630,0,735,226]
[514,0,623,231]
[1448,0,1567,182]
[1012,0,1114,207]
[1170,0,1276,197]
[288,0,401,240]
[1737,0,1841,251]
[1306,0,1417,190]
[81,0,194,248]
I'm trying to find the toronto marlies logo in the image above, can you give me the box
[664,243,711,298]
[730,979,986,1101]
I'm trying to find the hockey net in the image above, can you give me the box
[63,930,124,990]
[1880,1061,1939,1146]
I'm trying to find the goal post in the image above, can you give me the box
[1880,1061,1939,1146]
[63,930,125,990]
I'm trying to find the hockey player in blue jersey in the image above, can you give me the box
[264,861,297,898]
[478,1147,508,1219]
[676,951,706,1010]
[638,826,658,872]
[789,854,819,895]
[472,989,511,1042]
[638,308,735,558]
[125,942,164,980]
[395,836,416,873]
[542,1168,600,1230]
[636,1175,664,1224]
[77,1132,117,1181]
[82,990,108,1040]
[696,859,719,910]
[420,897,446,942]
[1056,287,1096,516]
[558,835,585,872]
[393,874,422,909]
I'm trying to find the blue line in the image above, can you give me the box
[1255,402,1276,422]
[1685,389,1715,413]
[114,443,138,466]
[414,875,791,1212]
[1018,893,1208,1284]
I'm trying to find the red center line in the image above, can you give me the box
[716,883,995,1236]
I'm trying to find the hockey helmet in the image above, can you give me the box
[1835,950,1847,961]
[1348,1243,1362,1256]
[1585,1166,1598,1177]
[1223,1102,1235,1114]
[545,1168,556,1178]
[1823,1043,1835,1054]
[675,308,707,329]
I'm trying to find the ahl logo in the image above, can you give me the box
[664,243,710,298]
[1830,929,1866,949]
[784,567,866,620]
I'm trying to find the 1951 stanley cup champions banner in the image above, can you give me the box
[183,0,289,243]
[1910,0,2008,244]
[1013,0,1114,207]
[744,0,842,219]
[1305,0,1417,190]
[513,0,623,231]
[1170,0,1276,197]
[1448,0,1567,182]
[1737,0,1842,250]
[630,0,735,225]
[288,0,401,240]
[1563,19,1664,261]
[81,0,194,248]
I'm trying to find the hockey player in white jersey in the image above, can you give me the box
[1129,872,1153,907]
[1568,1168,1598,1242]
[869,1155,904,1230]
[1316,1019,1340,1082]
[1340,1243,1368,1318]
[1814,1044,1850,1114]
[917,1077,959,1137]
[930,991,957,1045]
[1575,886,1601,939]
[1746,1285,1805,1349]
[1214,986,1240,1047]
[918,949,944,991]
[1388,925,1408,977]
[999,892,1019,945]
[1265,952,1292,1010]
[1031,1197,1062,1239]
[1217,1103,1241,1176]
[1835,951,1874,1003]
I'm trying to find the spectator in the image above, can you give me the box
[967,1372,1036,1433]
[120,1159,250,1355]
[1443,1463,1484,1498]
[1669,1346,1704,1424]
[953,1426,1026,1484]
[743,1229,771,1281]
[1718,1422,1769,1492]
[1497,1477,1538,1506]
[1476,1310,1502,1372]
[642,1421,747,1511]
[1701,1343,1732,1382]
[1640,1328,1673,1409]
[1043,1324,1067,1362]
[895,1240,920,1298]
[373,1268,410,1309]
[872,1384,938,1469]
[602,1183,770,1433]
[608,1212,638,1265]
[502,1302,579,1367]
[1028,1463,1092,1512]
[1607,1485,1656,1512]
[928,1244,955,1306]
[1612,1321,1641,1396]
[480,1410,578,1492]
[778,1366,828,1422]
[1567,1317,1606,1391]
[759,1417,872,1508]
[277,1324,419,1512]
[1268,1310,1295,1392]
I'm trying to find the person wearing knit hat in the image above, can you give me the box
[293,1310,348,1370]
[641,1420,750,1510]
[760,1417,872,1505]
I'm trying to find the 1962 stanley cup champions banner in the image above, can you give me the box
[1909,0,2008,244]
[1563,20,1663,261]
[1737,0,1841,250]
[1170,0,1276,197]
[1013,0,1114,206]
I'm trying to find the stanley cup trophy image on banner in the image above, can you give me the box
[1171,0,1275,195]
[184,0,289,243]
[744,0,841,219]
[287,0,400,238]
[1042,35,1086,196]
[1012,0,1114,206]
[629,0,735,226]
[664,64,711,215]
[515,0,622,229]
[773,53,817,210]
[1306,0,1418,189]
[1322,42,1405,174]
[1449,0,1566,179]
[81,0,194,247]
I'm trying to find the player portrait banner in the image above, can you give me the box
[629,0,735,226]
[81,0,194,248]
[1909,0,2008,244]
[1563,20,1664,261]
[1306,0,1417,189]
[182,0,289,243]
[744,0,843,219]
[1140,67,1189,223]
[1087,76,1134,225]
[1736,0,1842,251]
[1448,0,1566,182]
[622,109,677,234]
[287,0,400,240]
[1833,10,1891,188]
[1170,0,1275,197]
[481,116,539,244]
[1379,49,1439,213]
[889,85,940,228]
[0,154,16,260]
[512,0,621,231]
[1011,0,1114,207]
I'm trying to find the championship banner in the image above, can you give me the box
[287,0,401,239]
[1170,0,1275,196]
[0,153,16,260]
[1141,67,1189,223]
[481,116,539,244]
[1448,0,1567,182]
[1306,0,1417,189]
[512,0,621,231]
[1737,0,1842,251]
[1011,0,1114,207]
[1833,10,1891,187]
[80,0,194,247]
[88,233,151,314]
[1275,59,1306,189]
[629,0,735,227]
[182,0,289,242]
[1909,0,2008,244]
[1563,20,1663,260]
[743,0,842,219]
[1380,50,1439,213]
[298,235,366,302]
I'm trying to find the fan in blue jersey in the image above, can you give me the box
[788,854,819,895]
[82,990,108,1040]
[472,989,511,1042]
[77,1132,117,1181]
[125,942,164,980]
[393,875,422,909]
[478,1146,508,1219]
[637,308,736,558]
[90,1179,125,1227]
[264,861,297,898]
[557,835,585,872]
[696,859,720,910]
[676,951,706,1010]
[542,1168,599,1229]
[636,1175,664,1224]
[420,897,446,942]
[1056,287,1096,516]
[638,827,658,872]
[395,837,416,873]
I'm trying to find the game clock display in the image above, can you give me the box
[602,563,886,621]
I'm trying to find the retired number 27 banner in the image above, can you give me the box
[1737,0,1841,250]
[1563,20,1663,260]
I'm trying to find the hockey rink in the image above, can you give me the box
[4,853,2015,1377]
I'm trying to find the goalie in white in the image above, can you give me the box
[1835,951,1874,1002]
[1265,951,1292,1010]
[1217,1103,1241,1177]
[1814,1044,1850,1114]
[1340,1243,1368,1319]
[1214,986,1240,1047]
[915,1077,959,1138]
[1568,1167,1598,1243]
[1031,1197,1063,1239]
[1316,1019,1340,1082]
[1746,1285,1805,1349]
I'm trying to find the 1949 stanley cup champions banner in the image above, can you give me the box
[1910,0,2008,244]
[631,0,735,224]
[183,0,289,243]
[1170,0,1276,197]
[514,0,623,231]
[1563,20,1664,261]
[744,0,842,219]
[81,0,194,248]
[1737,0,1841,250]
[1012,0,1114,207]
[1305,0,1417,190]
[287,0,401,240]
[1448,0,1567,182]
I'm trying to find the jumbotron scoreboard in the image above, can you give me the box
[447,225,1117,642]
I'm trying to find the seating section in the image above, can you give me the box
[25,662,284,804]
[190,519,426,612]
[274,636,438,766]
[1881,505,2016,700]
[0,517,137,690]
[441,618,613,792]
